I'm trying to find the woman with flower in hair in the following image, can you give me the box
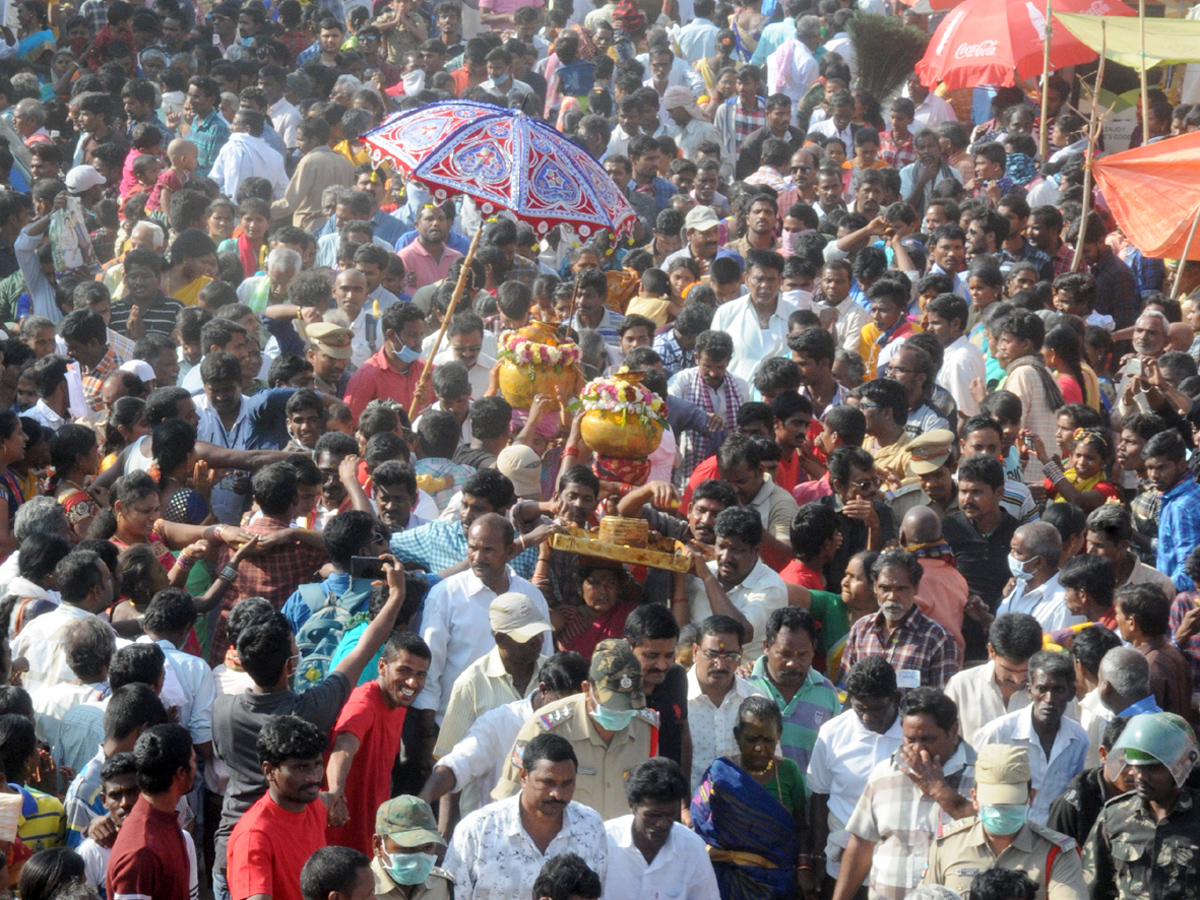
[49,424,102,541]
[1028,426,1118,513]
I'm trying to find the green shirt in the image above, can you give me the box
[763,757,806,818]
[748,659,842,779]
[807,589,851,678]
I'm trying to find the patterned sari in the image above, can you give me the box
[691,757,799,900]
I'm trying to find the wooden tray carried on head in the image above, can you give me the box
[549,527,693,573]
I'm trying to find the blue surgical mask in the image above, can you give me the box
[591,702,636,732]
[396,343,422,364]
[1007,553,1036,582]
[979,803,1027,835]
[383,850,437,886]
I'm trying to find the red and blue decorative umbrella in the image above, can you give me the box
[361,99,637,239]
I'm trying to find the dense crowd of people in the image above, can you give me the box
[0,1,1199,900]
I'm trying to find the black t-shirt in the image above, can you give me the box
[942,508,1019,661]
[646,663,688,766]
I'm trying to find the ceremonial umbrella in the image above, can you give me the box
[915,0,1133,89]
[362,99,638,240]
[360,100,638,416]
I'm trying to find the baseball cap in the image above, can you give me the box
[488,592,552,642]
[974,744,1031,805]
[307,322,353,360]
[66,165,106,194]
[497,444,542,500]
[684,205,720,233]
[906,428,956,475]
[589,639,646,711]
[374,796,446,849]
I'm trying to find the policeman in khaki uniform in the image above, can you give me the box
[888,429,957,528]
[1083,712,1200,900]
[493,638,659,820]
[371,795,455,900]
[922,744,1087,900]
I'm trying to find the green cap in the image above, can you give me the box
[374,796,446,849]
[589,639,646,711]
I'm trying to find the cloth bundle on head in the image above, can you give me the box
[612,0,647,36]
[663,86,704,122]
[1006,152,1038,186]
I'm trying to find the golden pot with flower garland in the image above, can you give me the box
[497,321,583,410]
[578,370,667,461]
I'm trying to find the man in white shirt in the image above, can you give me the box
[31,617,112,746]
[995,523,1084,632]
[943,612,1043,744]
[207,108,288,201]
[811,88,856,148]
[766,15,821,105]
[684,507,789,662]
[685,614,764,789]
[663,87,724,170]
[972,650,1089,825]
[925,293,986,419]
[676,0,719,62]
[444,732,608,900]
[906,72,958,130]
[604,758,721,900]
[413,515,552,762]
[13,549,115,695]
[710,249,800,385]
[431,311,497,400]
[814,259,869,353]
[260,65,301,150]
[807,657,904,887]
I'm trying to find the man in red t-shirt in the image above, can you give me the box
[108,724,196,900]
[780,503,842,591]
[228,715,331,900]
[324,632,431,854]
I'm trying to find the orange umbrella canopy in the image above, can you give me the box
[1093,131,1200,260]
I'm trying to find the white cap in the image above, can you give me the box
[66,165,106,194]
[119,359,156,383]
[497,444,543,500]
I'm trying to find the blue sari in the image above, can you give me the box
[17,28,55,61]
[691,757,799,900]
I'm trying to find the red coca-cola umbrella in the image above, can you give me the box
[915,0,1134,89]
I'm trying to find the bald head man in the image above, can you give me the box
[996,522,1079,632]
[900,506,942,548]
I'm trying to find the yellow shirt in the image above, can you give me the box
[172,275,212,307]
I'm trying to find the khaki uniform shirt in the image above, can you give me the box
[370,857,454,900]
[924,817,1087,900]
[492,693,658,821]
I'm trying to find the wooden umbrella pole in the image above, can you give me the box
[1139,0,1149,136]
[1171,204,1200,300]
[563,272,582,331]
[1040,0,1054,162]
[1072,21,1106,274]
[408,225,484,421]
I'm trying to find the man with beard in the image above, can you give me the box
[325,633,432,855]
[838,549,960,690]
[229,716,332,900]
[603,758,720,900]
[973,651,1087,825]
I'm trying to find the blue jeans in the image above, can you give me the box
[213,869,230,900]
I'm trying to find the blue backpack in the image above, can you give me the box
[292,581,373,693]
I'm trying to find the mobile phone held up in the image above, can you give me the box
[350,556,389,581]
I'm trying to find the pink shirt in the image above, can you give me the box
[479,0,542,23]
[915,557,968,654]
[397,239,463,292]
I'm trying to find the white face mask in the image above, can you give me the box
[1007,553,1037,582]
